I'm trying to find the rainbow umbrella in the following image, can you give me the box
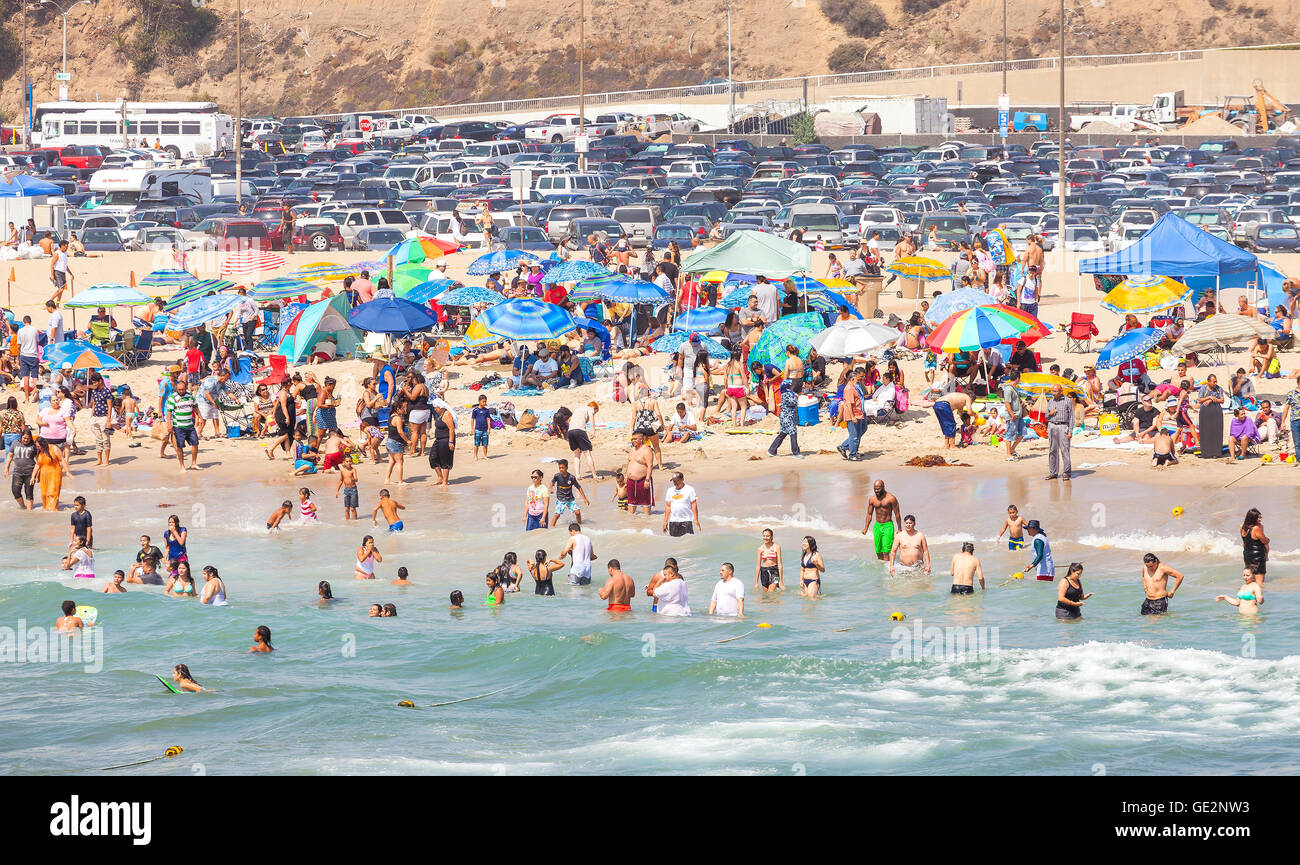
[925,305,1035,353]
[886,256,952,281]
[1016,372,1083,397]
[982,303,1052,346]
[749,312,825,367]
[385,236,459,266]
[166,279,237,309]
[1101,276,1194,315]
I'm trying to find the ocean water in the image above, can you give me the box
[2,463,1298,776]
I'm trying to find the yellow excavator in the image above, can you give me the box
[1219,80,1293,133]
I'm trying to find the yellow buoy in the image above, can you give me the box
[397,700,415,708]
[1012,572,1024,580]
[889,611,905,621]
[1262,454,1273,464]
[757,623,771,629]
[164,746,184,758]
[1172,506,1184,517]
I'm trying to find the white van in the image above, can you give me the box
[534,173,607,198]
[612,204,660,247]
[459,140,524,168]
[211,178,257,199]
[417,210,528,249]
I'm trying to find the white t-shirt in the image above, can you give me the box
[752,281,780,323]
[312,340,337,360]
[53,249,69,274]
[664,483,697,524]
[16,324,39,357]
[710,577,745,616]
[668,409,696,430]
[70,547,94,578]
[47,311,64,343]
[654,577,691,616]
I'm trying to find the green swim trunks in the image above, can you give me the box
[872,520,895,557]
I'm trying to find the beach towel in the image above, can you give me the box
[504,387,543,398]
[933,401,957,438]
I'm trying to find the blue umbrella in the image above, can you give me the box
[399,279,454,305]
[44,339,104,367]
[674,306,730,333]
[595,277,670,304]
[808,289,863,319]
[540,260,613,285]
[1096,327,1163,369]
[466,249,541,275]
[64,284,152,308]
[349,297,439,334]
[139,269,197,291]
[168,293,244,331]
[438,286,506,307]
[923,288,994,325]
[720,284,757,308]
[167,278,236,309]
[249,277,317,301]
[481,299,578,340]
[572,315,611,351]
[652,331,731,360]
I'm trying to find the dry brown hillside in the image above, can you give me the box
[0,0,1296,121]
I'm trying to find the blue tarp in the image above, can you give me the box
[0,174,63,197]
[1079,212,1257,277]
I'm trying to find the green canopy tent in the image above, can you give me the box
[276,294,362,363]
[679,230,813,279]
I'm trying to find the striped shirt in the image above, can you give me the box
[165,392,198,429]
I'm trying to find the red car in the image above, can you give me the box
[291,220,344,252]
[59,144,108,171]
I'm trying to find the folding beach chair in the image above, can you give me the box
[1064,312,1099,353]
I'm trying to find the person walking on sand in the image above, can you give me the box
[1024,520,1055,582]
[862,479,902,562]
[949,542,984,594]
[598,558,635,612]
[889,514,931,576]
[1140,552,1184,615]
[1044,384,1073,481]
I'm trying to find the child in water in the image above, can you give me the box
[996,504,1027,551]
[449,590,464,610]
[267,500,293,530]
[391,567,412,586]
[298,487,319,522]
[249,625,274,653]
[173,664,204,692]
[611,470,628,512]
[336,459,360,521]
[372,489,406,532]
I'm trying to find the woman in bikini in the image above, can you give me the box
[755,528,784,592]
[799,535,825,598]
[527,549,564,596]
[719,349,749,427]
[632,386,665,470]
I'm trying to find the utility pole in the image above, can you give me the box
[727,4,734,132]
[578,0,586,173]
[235,5,243,208]
[22,3,29,143]
[1057,0,1066,276]
[999,0,1008,153]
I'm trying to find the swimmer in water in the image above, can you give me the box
[267,500,293,531]
[336,459,360,521]
[249,625,274,652]
[450,590,464,610]
[382,603,397,617]
[996,504,1026,550]
[355,535,381,580]
[500,552,524,593]
[644,557,680,611]
[172,664,204,692]
[298,487,319,522]
[1055,562,1091,620]
[1140,552,1185,616]
[391,566,412,586]
[1216,564,1262,614]
[372,488,406,532]
[599,558,635,611]
[949,542,984,594]
[755,528,784,592]
[484,572,504,607]
[889,515,931,577]
[799,536,825,598]
[102,570,127,593]
[528,549,563,596]
[368,603,383,617]
[318,580,335,602]
[55,600,83,631]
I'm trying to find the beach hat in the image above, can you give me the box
[1165,396,1178,407]
[1025,520,1045,534]
[688,333,700,345]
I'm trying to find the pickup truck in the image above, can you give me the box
[523,114,615,144]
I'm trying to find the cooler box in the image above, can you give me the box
[797,395,820,426]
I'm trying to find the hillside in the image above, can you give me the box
[1,0,1297,122]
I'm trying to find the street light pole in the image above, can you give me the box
[22,4,28,143]
[1057,0,1066,277]
[40,0,92,84]
[236,6,243,208]
[578,0,586,173]
[727,4,734,132]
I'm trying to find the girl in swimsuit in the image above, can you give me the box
[318,581,335,602]
[528,549,562,596]
[249,626,274,653]
[720,350,749,428]
[799,535,824,598]
[355,536,381,580]
[172,664,204,692]
[1216,566,1263,614]
[165,515,188,563]
[166,561,197,598]
[200,565,228,606]
[1240,508,1269,581]
[485,573,505,607]
[755,528,783,592]
[501,552,524,592]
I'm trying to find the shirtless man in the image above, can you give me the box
[1140,552,1185,616]
[598,558,635,612]
[934,390,974,415]
[1023,234,1044,272]
[889,514,931,576]
[949,542,984,594]
[996,504,1027,551]
[624,431,655,516]
[55,600,84,632]
[862,479,902,561]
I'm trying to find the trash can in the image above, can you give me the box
[857,277,883,318]
[797,395,820,426]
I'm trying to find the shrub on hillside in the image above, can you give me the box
[827,39,874,73]
[820,0,887,39]
[901,0,949,15]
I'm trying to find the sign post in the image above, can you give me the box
[359,116,373,137]
[997,92,1010,150]
[510,167,533,251]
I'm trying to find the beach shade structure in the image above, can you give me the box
[438,285,506,307]
[1095,328,1164,369]
[540,259,614,285]
[277,294,363,363]
[44,339,110,368]
[809,320,901,358]
[138,269,197,292]
[886,256,952,281]
[481,299,579,341]
[461,320,501,349]
[595,277,670,304]
[249,277,318,301]
[673,306,730,333]
[467,248,540,275]
[385,236,459,266]
[924,287,997,325]
[1173,314,1279,355]
[220,250,286,275]
[925,305,1036,353]
[680,230,812,278]
[1016,372,1084,397]
[749,312,826,367]
[396,279,454,305]
[652,331,731,360]
[348,297,438,334]
[165,278,237,309]
[60,345,125,371]
[295,262,361,284]
[719,283,758,309]
[64,284,152,308]
[167,293,245,331]
[1101,276,1195,315]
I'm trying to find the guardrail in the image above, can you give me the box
[297,40,1300,122]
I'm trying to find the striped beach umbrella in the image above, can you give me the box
[480,299,578,340]
[295,262,361,283]
[165,278,237,309]
[886,256,952,281]
[139,269,198,293]
[220,250,286,275]
[925,305,1035,353]
[1101,276,1194,315]
[250,277,317,301]
[439,286,506,307]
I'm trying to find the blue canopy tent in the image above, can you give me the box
[0,174,64,196]
[1184,261,1289,315]
[1078,212,1257,311]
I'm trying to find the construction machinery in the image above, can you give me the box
[1221,81,1294,133]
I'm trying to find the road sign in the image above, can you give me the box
[59,85,69,102]
[510,167,533,203]
[573,133,590,153]
[358,116,372,134]
[998,93,1010,137]
[55,72,71,82]
[998,109,1009,135]
[998,92,1010,112]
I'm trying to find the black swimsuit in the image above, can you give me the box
[1243,529,1267,575]
[1056,578,1083,619]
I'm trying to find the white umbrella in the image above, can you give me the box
[809,320,901,358]
[1173,314,1278,355]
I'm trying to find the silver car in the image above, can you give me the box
[128,227,187,251]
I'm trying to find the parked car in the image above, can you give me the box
[291,219,345,252]
[127,227,187,251]
[79,228,126,252]
[353,227,409,252]
[1243,222,1300,252]
[491,225,555,254]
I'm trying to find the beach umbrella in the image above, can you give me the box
[925,305,1035,353]
[165,278,237,309]
[886,256,952,281]
[809,320,900,358]
[461,320,501,349]
[1095,328,1163,369]
[139,269,197,292]
[595,277,670,304]
[296,262,361,283]
[819,277,857,291]
[397,279,454,305]
[220,250,286,275]
[570,273,620,302]
[1173,314,1278,355]
[1101,276,1194,315]
[64,284,152,308]
[167,293,244,331]
[44,339,107,368]
[61,346,124,371]
[749,312,825,367]
[984,303,1052,347]
[385,236,459,266]
[480,299,578,340]
[652,331,731,360]
[540,260,613,285]
[392,266,439,294]
[438,286,506,307]
[924,287,996,325]
[806,288,863,319]
[719,284,757,308]
[348,297,439,334]
[249,277,317,301]
[674,306,730,333]
[467,248,540,275]
[1016,372,1083,397]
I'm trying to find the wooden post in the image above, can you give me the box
[387,254,394,289]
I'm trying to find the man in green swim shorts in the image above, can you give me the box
[862,479,902,561]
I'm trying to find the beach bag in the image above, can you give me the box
[488,408,505,430]
[894,386,910,413]
[516,409,538,431]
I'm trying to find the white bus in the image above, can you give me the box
[33,101,234,158]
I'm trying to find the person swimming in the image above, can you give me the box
[382,603,397,617]
[250,625,274,652]
[1216,565,1262,614]
[355,536,381,580]
[267,500,293,530]
[528,549,562,596]
[318,580,335,602]
[485,572,505,606]
[172,663,204,692]
[391,566,412,586]
[449,590,464,610]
